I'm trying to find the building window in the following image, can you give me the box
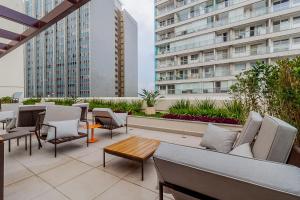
[190,54,199,62]
[294,16,300,28]
[180,56,188,65]
[273,39,289,52]
[235,63,246,73]
[235,46,246,54]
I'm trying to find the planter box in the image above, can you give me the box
[128,116,242,137]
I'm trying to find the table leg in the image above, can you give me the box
[88,128,97,143]
[103,150,106,167]
[159,182,163,200]
[17,138,19,146]
[29,134,32,156]
[141,160,144,181]
[25,136,27,151]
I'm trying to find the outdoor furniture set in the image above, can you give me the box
[0,104,128,157]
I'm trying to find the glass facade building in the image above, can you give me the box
[24,0,138,98]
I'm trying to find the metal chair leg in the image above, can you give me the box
[8,140,11,152]
[17,138,19,146]
[25,136,27,151]
[54,144,57,158]
[159,182,163,200]
[29,134,32,156]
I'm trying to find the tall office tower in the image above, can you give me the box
[155,0,300,96]
[24,0,138,98]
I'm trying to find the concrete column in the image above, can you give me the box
[268,38,273,53]
[64,18,68,97]
[76,10,80,97]
[268,18,272,33]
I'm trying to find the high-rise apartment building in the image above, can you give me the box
[155,0,300,95]
[24,0,138,98]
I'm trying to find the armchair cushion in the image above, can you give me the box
[234,111,262,147]
[252,115,297,163]
[229,143,253,158]
[200,124,237,153]
[46,119,79,141]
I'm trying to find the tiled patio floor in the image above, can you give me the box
[2,126,201,200]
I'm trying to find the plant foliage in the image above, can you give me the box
[138,89,161,107]
[230,58,300,140]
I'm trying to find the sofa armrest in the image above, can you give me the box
[153,142,300,200]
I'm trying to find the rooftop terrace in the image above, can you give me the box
[2,124,199,200]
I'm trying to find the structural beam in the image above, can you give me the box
[0,43,12,51]
[0,29,25,41]
[0,0,91,59]
[0,5,44,28]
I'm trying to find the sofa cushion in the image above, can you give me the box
[200,124,237,153]
[234,111,262,147]
[252,115,297,163]
[230,143,253,158]
[46,120,79,141]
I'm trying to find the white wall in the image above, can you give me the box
[0,0,24,98]
[123,10,138,97]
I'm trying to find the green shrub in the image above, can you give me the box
[23,98,41,105]
[0,96,13,104]
[224,100,246,123]
[169,100,191,113]
[47,98,76,106]
[168,99,239,120]
[88,99,143,114]
[195,99,215,110]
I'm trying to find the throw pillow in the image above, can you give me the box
[200,124,237,153]
[47,119,79,141]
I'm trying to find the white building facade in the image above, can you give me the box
[0,0,24,98]
[155,0,300,95]
[24,0,138,98]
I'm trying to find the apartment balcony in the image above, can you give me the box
[156,1,300,41]
[156,45,300,73]
[163,87,231,95]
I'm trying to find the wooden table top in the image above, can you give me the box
[104,136,160,161]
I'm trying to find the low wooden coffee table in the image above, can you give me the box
[103,136,160,181]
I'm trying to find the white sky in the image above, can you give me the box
[121,0,155,91]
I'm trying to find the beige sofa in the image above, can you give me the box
[154,114,299,200]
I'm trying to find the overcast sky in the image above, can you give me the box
[121,0,155,91]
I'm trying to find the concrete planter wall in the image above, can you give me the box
[46,95,230,112]
[128,116,242,137]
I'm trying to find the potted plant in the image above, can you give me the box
[139,89,161,115]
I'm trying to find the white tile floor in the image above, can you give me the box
[2,126,201,200]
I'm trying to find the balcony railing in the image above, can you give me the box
[157,45,299,69]
[157,2,298,40]
[157,21,300,55]
[159,87,230,95]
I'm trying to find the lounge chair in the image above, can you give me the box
[92,108,128,138]
[154,115,298,200]
[7,105,47,149]
[38,105,89,157]
[0,103,20,130]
